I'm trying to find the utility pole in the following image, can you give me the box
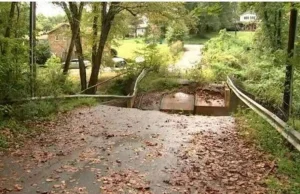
[283,4,297,121]
[29,2,36,97]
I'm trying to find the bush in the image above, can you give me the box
[129,43,168,74]
[170,40,184,56]
[12,98,98,121]
[198,29,289,108]
[165,21,189,43]
[35,56,78,96]
[0,59,30,102]
[36,41,52,65]
[138,72,179,92]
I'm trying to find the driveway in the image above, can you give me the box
[0,105,272,193]
[170,44,203,73]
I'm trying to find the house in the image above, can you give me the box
[128,15,148,37]
[240,12,257,23]
[46,23,72,61]
[38,23,115,62]
[238,12,257,31]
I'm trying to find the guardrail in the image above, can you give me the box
[9,69,148,108]
[227,76,300,152]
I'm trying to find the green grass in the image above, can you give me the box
[236,109,300,193]
[183,31,255,45]
[288,118,300,132]
[114,38,178,64]
[183,32,219,44]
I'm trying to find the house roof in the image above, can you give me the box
[47,23,70,34]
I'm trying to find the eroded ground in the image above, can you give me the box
[0,105,272,194]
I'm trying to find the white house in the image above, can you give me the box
[240,12,257,23]
[129,15,149,37]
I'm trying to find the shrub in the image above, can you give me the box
[170,40,184,56]
[36,41,52,65]
[35,56,76,96]
[130,43,168,74]
[165,21,189,43]
[0,59,30,102]
[13,101,58,120]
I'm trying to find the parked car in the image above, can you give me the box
[62,59,91,69]
[112,56,127,68]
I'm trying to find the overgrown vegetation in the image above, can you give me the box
[236,109,300,193]
[138,71,180,92]
[197,28,300,125]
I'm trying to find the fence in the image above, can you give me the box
[227,76,300,152]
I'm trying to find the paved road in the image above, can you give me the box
[0,105,271,193]
[169,44,203,73]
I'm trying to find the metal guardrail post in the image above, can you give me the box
[127,69,147,108]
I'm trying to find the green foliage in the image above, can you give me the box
[186,2,238,34]
[129,43,168,74]
[12,98,97,121]
[36,41,52,65]
[169,40,184,56]
[35,56,78,96]
[199,30,289,107]
[104,76,134,95]
[13,101,58,121]
[239,2,288,50]
[236,109,300,193]
[0,59,30,102]
[37,14,67,33]
[0,135,8,148]
[183,32,219,45]
[138,72,180,92]
[165,21,189,43]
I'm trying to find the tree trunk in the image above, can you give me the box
[5,2,16,38]
[86,24,112,94]
[74,29,87,91]
[92,4,99,69]
[1,2,16,55]
[283,6,297,121]
[63,28,77,74]
[86,3,115,94]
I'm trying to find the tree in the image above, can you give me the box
[283,4,297,121]
[36,14,67,33]
[85,2,186,94]
[186,2,238,34]
[165,21,189,43]
[0,3,30,102]
[239,2,287,50]
[58,2,87,91]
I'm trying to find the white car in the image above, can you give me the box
[112,57,126,68]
